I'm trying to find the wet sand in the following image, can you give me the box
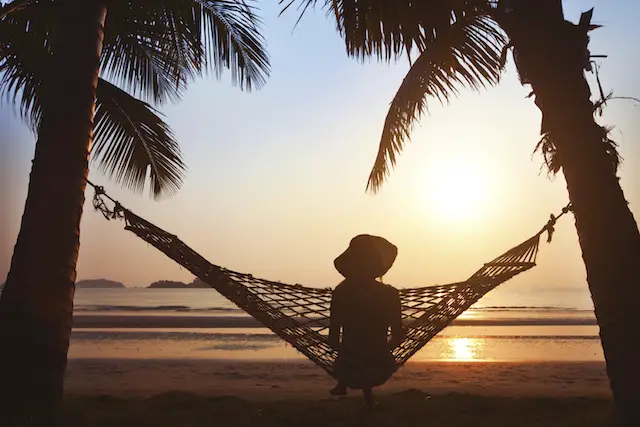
[65,359,611,400]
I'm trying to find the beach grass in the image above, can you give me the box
[62,390,613,426]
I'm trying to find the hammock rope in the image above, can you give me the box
[87,180,573,376]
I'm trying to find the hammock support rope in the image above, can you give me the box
[88,181,572,376]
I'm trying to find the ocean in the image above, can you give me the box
[68,288,604,363]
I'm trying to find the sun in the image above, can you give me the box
[422,161,489,222]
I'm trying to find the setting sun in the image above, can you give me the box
[422,160,490,222]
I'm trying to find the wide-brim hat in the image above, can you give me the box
[334,234,398,279]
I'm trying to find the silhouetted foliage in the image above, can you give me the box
[1,0,270,198]
[282,1,617,193]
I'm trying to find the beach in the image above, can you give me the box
[65,359,611,400]
[56,288,615,425]
[62,360,614,426]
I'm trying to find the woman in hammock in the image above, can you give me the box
[328,234,404,408]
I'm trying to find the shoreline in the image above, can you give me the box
[71,314,598,328]
[64,359,611,401]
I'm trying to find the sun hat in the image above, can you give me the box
[334,234,398,279]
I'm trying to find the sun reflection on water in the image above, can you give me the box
[456,311,480,320]
[449,337,484,361]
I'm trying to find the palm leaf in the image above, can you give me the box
[100,0,270,103]
[281,0,494,60]
[534,126,621,176]
[335,0,495,61]
[3,0,266,199]
[99,0,198,104]
[196,0,270,91]
[0,13,186,199]
[0,4,51,128]
[0,41,44,127]
[367,15,506,192]
[278,1,505,192]
[99,20,192,105]
[93,79,186,199]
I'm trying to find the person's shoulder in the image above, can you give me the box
[382,283,400,296]
[333,280,348,292]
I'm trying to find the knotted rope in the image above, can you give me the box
[541,202,574,243]
[87,179,125,220]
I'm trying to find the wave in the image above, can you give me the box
[74,304,591,314]
[70,330,600,342]
[472,306,589,312]
[71,314,598,329]
[71,330,284,351]
[75,305,242,313]
[72,330,280,341]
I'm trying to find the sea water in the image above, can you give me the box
[67,287,604,362]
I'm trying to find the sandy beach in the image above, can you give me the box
[65,359,611,400]
[61,359,615,426]
[57,290,613,425]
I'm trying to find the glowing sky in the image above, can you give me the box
[1,1,639,304]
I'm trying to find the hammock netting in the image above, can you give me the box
[90,182,571,378]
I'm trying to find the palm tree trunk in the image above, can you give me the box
[499,2,640,426]
[0,1,107,425]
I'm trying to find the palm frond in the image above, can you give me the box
[367,15,506,192]
[281,1,495,61]
[100,0,269,103]
[534,125,621,176]
[196,0,270,90]
[0,21,186,199]
[0,5,51,128]
[93,78,186,199]
[99,27,190,105]
[100,1,198,104]
[533,133,561,174]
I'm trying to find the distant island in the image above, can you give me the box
[76,279,125,289]
[148,278,209,289]
[3,278,210,290]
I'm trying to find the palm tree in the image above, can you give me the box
[284,0,639,425]
[0,0,269,424]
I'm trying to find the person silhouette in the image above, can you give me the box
[328,234,404,408]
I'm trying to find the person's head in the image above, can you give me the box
[334,234,398,281]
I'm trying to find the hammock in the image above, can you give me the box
[89,182,572,377]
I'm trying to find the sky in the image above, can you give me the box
[1,1,639,305]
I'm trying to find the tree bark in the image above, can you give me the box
[499,2,640,426]
[0,1,107,425]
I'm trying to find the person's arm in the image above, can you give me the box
[328,290,342,350]
[389,290,404,348]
